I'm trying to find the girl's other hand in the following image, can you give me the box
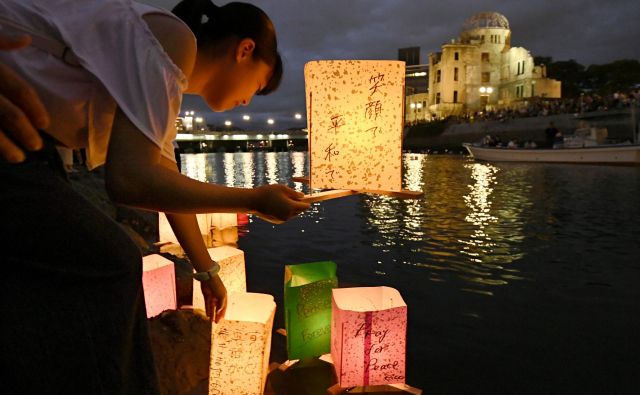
[201,275,227,323]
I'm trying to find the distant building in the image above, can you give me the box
[428,12,561,118]
[399,47,430,123]
[398,47,421,66]
[175,117,186,133]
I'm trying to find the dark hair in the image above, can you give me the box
[172,0,282,95]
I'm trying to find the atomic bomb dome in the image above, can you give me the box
[462,12,510,32]
[416,11,561,121]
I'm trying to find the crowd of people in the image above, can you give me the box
[426,89,640,124]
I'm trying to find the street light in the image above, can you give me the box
[242,114,251,121]
[267,119,275,125]
[225,120,232,126]
[294,113,302,120]
[479,87,493,113]
[183,110,194,131]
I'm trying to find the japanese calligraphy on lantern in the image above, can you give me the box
[284,261,338,359]
[304,60,405,192]
[331,286,407,388]
[209,293,276,395]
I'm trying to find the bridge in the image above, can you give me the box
[175,129,308,152]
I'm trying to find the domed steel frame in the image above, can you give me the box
[462,12,510,31]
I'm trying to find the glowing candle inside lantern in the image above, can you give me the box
[142,254,177,318]
[193,246,247,311]
[209,292,276,394]
[331,286,407,387]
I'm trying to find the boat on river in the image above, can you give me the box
[463,143,640,165]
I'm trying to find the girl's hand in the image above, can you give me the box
[252,184,310,224]
[201,275,227,323]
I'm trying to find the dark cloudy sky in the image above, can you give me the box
[145,0,640,129]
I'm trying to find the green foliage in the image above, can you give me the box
[537,56,640,97]
[585,60,640,95]
[547,59,586,98]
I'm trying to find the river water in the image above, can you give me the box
[182,152,640,394]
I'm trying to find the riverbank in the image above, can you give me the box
[404,109,637,151]
[68,167,339,395]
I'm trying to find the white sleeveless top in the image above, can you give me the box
[0,0,193,169]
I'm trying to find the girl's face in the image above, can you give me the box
[200,41,273,112]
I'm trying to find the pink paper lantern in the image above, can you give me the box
[142,254,177,318]
[331,286,407,388]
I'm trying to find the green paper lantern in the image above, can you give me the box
[284,261,338,360]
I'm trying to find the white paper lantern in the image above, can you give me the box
[159,213,238,247]
[209,292,276,395]
[193,246,247,311]
[158,212,211,245]
[331,286,407,388]
[209,213,238,230]
[304,60,405,192]
[142,254,177,318]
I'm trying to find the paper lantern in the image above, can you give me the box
[159,213,238,247]
[210,213,238,230]
[331,286,407,387]
[142,254,177,318]
[304,60,405,192]
[159,212,208,244]
[209,292,276,395]
[210,226,239,247]
[193,246,247,311]
[284,261,338,360]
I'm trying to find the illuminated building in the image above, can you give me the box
[399,47,431,123]
[428,12,561,118]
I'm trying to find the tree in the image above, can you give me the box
[546,59,586,98]
[585,60,640,95]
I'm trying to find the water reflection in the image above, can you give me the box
[360,155,532,292]
[291,151,307,193]
[223,153,235,187]
[183,154,208,182]
[265,152,278,184]
[182,152,536,292]
[240,153,255,188]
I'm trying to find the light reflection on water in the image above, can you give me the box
[180,151,639,294]
[181,151,640,393]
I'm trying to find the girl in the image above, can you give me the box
[0,0,308,392]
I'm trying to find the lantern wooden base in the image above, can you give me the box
[266,357,336,395]
[326,383,423,395]
[302,189,359,203]
[294,177,423,202]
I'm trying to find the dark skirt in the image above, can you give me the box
[0,135,159,394]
